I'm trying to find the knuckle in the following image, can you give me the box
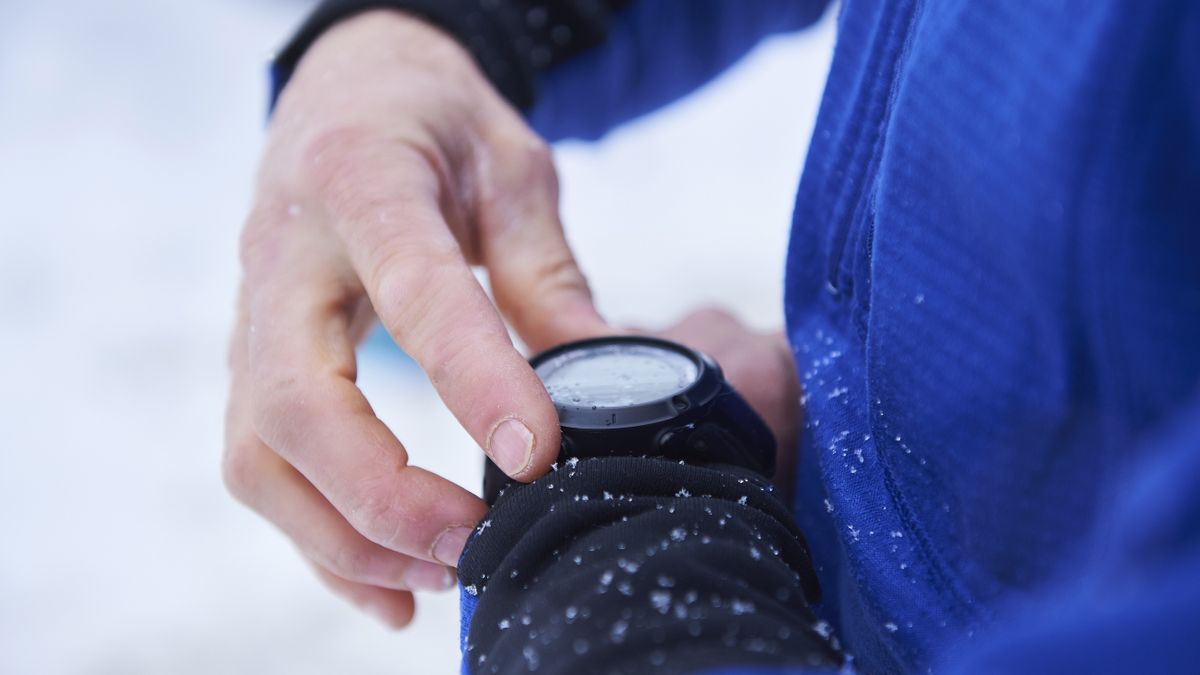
[506,134,556,184]
[250,372,315,443]
[500,251,586,316]
[422,322,484,390]
[378,269,507,390]
[302,125,371,191]
[371,244,459,323]
[303,129,438,226]
[306,129,393,215]
[534,251,586,294]
[521,135,554,171]
[483,128,556,192]
[347,482,406,547]
[326,540,378,581]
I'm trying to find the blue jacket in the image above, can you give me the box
[528,1,1200,672]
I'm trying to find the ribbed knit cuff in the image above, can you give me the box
[459,457,841,674]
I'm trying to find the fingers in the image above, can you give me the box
[314,142,563,482]
[657,306,744,353]
[474,128,610,352]
[224,389,456,591]
[239,205,488,566]
[225,285,459,587]
[313,565,417,629]
[224,432,457,592]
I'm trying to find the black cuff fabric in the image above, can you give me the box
[459,457,844,674]
[271,0,631,112]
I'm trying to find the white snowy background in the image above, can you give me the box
[0,1,833,672]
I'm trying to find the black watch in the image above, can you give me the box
[483,335,776,503]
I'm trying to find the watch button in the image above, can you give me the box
[655,423,695,456]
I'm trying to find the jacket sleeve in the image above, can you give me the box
[525,0,830,140]
[456,457,844,674]
[269,0,829,139]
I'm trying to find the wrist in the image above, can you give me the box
[273,6,484,114]
[298,9,475,82]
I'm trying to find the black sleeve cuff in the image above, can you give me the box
[270,0,631,112]
[459,457,844,674]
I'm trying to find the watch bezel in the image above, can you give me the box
[531,335,723,431]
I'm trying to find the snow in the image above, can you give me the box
[0,1,833,673]
[649,590,672,615]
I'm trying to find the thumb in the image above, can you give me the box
[475,132,610,352]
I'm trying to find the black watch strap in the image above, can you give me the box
[459,456,838,673]
[704,381,777,477]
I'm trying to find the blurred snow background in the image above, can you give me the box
[0,1,833,673]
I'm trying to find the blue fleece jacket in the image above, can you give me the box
[525,1,1200,673]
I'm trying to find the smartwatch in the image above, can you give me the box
[483,335,776,503]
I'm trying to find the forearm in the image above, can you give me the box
[458,457,843,674]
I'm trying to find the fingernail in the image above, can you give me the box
[490,418,534,476]
[404,561,456,592]
[432,525,474,567]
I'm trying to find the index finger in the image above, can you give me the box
[315,138,562,481]
[241,202,488,566]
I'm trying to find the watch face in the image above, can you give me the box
[535,341,700,409]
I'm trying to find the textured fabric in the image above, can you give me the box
[457,457,841,674]
[526,0,828,140]
[781,1,1200,672]
[940,391,1200,673]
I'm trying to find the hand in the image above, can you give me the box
[655,308,801,496]
[223,11,607,628]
